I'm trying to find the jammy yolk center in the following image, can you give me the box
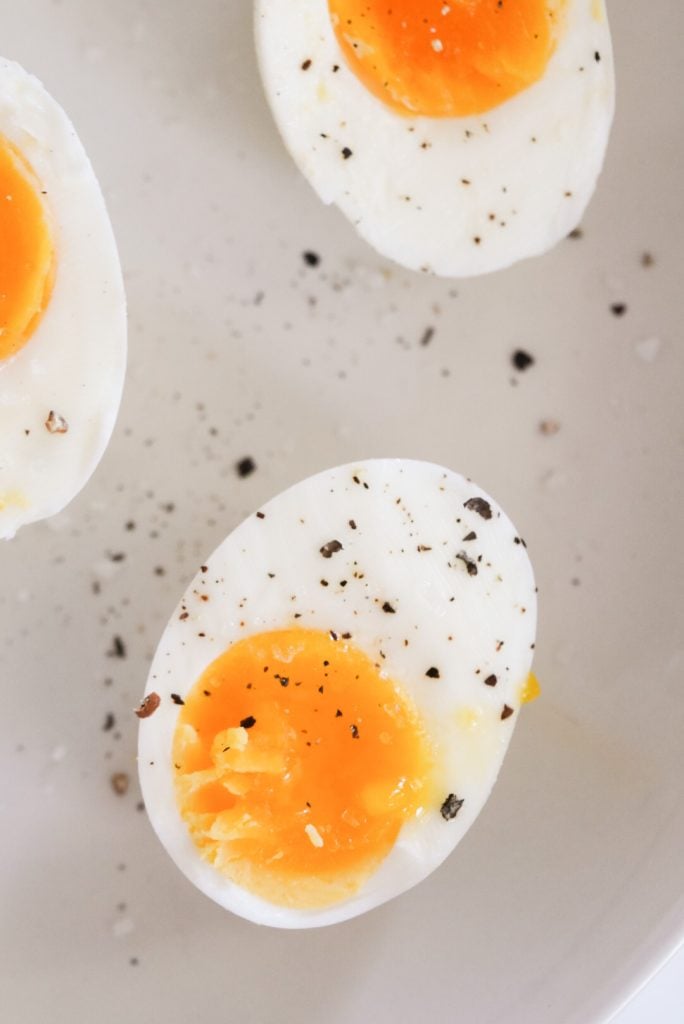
[328,0,565,118]
[0,135,55,362]
[173,628,435,909]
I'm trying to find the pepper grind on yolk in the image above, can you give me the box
[0,135,55,361]
[173,629,436,910]
[328,0,566,118]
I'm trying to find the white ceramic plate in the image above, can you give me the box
[1,3,682,1021]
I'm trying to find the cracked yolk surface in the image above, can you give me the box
[328,0,565,118]
[173,628,435,909]
[0,135,55,361]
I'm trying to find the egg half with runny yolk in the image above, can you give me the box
[255,0,615,277]
[138,459,537,928]
[0,59,126,540]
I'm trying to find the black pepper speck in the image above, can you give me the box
[512,349,535,371]
[236,457,256,478]
[463,497,492,520]
[320,539,343,558]
[440,793,464,820]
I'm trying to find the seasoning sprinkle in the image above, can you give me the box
[382,601,396,614]
[484,674,497,687]
[463,496,492,520]
[240,715,257,729]
[320,539,343,558]
[511,349,535,372]
[108,636,127,658]
[170,693,185,705]
[236,456,256,478]
[440,793,464,821]
[455,550,478,576]
[425,666,440,679]
[501,704,515,720]
[110,772,129,796]
[45,410,69,434]
[304,823,324,848]
[135,692,161,719]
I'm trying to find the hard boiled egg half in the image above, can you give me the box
[0,59,126,540]
[138,459,537,928]
[255,0,615,276]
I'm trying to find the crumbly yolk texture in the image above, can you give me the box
[328,0,566,118]
[0,135,55,362]
[173,628,435,909]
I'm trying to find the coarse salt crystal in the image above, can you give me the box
[304,823,324,848]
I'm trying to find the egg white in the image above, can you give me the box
[139,459,537,928]
[255,0,615,277]
[0,59,126,540]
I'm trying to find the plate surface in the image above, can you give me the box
[1,3,682,1022]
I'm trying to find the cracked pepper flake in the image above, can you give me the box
[440,793,464,820]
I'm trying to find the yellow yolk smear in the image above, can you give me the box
[173,628,435,909]
[328,0,566,118]
[0,135,55,362]
[520,671,541,703]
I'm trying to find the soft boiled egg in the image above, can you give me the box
[0,58,126,540]
[138,459,537,928]
[255,0,615,276]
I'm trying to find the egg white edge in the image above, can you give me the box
[0,58,127,540]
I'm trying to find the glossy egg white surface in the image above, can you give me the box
[139,459,536,927]
[0,58,126,540]
[255,0,615,277]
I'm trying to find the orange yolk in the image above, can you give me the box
[173,628,435,909]
[0,135,55,362]
[328,0,565,118]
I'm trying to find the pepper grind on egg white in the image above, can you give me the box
[138,460,538,928]
[255,0,614,277]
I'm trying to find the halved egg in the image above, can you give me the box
[138,459,537,928]
[0,58,126,540]
[255,0,615,276]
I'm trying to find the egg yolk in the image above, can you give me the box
[520,671,540,703]
[0,135,55,362]
[328,0,565,118]
[173,628,435,909]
